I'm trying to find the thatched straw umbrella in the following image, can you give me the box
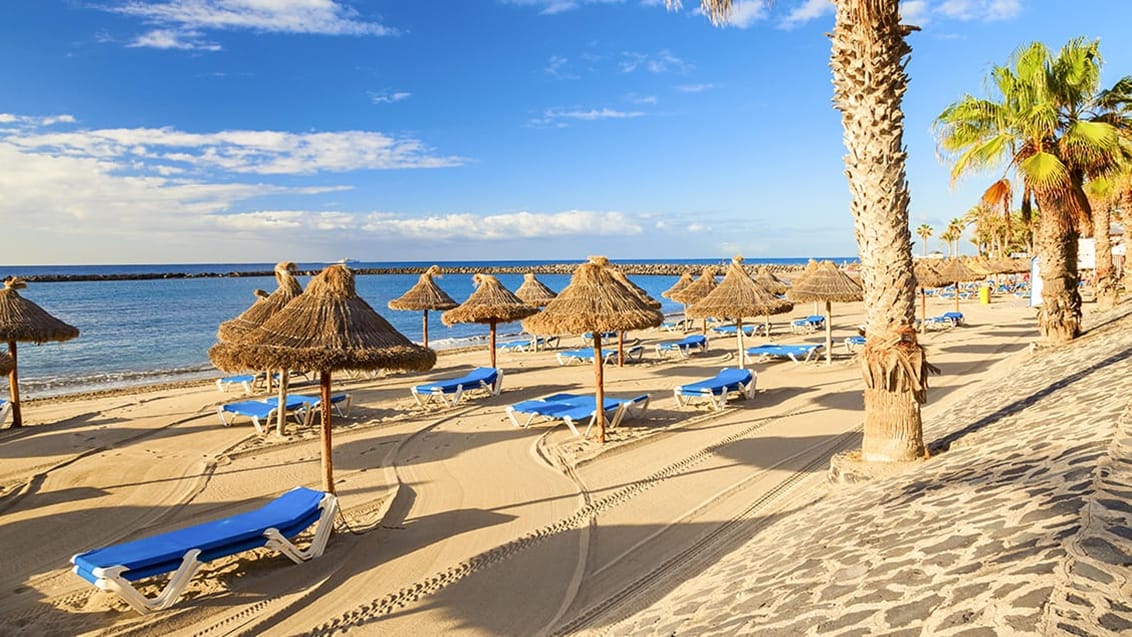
[913,261,947,333]
[687,256,793,368]
[0,277,80,428]
[522,256,664,443]
[786,261,864,365]
[662,272,694,300]
[662,272,695,333]
[443,274,538,369]
[755,265,789,295]
[218,262,302,342]
[219,261,304,397]
[671,267,718,334]
[210,264,435,493]
[936,258,982,313]
[790,259,823,314]
[609,268,661,367]
[515,272,557,307]
[388,265,458,349]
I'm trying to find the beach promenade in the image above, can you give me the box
[0,294,1122,635]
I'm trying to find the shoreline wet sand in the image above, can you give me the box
[3,293,1119,636]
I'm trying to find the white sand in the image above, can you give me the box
[0,294,1042,636]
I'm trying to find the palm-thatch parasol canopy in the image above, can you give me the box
[210,264,435,493]
[755,265,789,295]
[218,262,302,342]
[913,261,947,332]
[786,261,864,365]
[609,268,661,310]
[661,272,694,300]
[388,265,458,349]
[0,353,14,376]
[443,274,538,368]
[0,277,80,428]
[936,258,982,313]
[523,256,664,442]
[515,272,558,307]
[670,266,717,306]
[687,256,793,367]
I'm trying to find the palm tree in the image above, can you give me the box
[915,224,933,257]
[686,0,932,463]
[1084,176,1119,309]
[947,218,966,256]
[936,38,1132,342]
[938,228,957,257]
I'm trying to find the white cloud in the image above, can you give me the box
[936,0,1020,21]
[129,28,221,51]
[620,49,693,74]
[779,0,831,28]
[359,210,642,240]
[501,0,624,15]
[529,106,647,127]
[900,0,931,24]
[721,1,770,28]
[3,124,462,175]
[0,113,77,127]
[370,90,412,104]
[109,0,395,51]
[545,55,580,79]
[687,222,709,232]
[674,83,718,93]
[625,92,658,104]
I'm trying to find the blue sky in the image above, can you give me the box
[2,0,1131,265]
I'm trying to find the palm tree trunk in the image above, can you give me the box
[832,0,927,462]
[1034,194,1082,342]
[1094,203,1117,309]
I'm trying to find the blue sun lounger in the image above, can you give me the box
[0,399,9,425]
[655,334,708,359]
[790,315,826,334]
[265,393,352,418]
[498,336,560,352]
[941,311,964,325]
[506,393,650,437]
[674,368,758,411]
[711,324,764,337]
[843,335,866,353]
[71,486,337,615]
[556,345,644,365]
[411,367,504,408]
[745,343,824,364]
[217,397,311,435]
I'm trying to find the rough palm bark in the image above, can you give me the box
[1034,190,1082,341]
[831,0,930,462]
[1093,198,1117,310]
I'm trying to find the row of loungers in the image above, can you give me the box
[91,363,764,613]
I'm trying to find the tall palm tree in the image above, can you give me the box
[936,38,1132,342]
[939,228,957,257]
[685,0,932,463]
[915,223,933,257]
[947,218,966,256]
[1084,175,1119,309]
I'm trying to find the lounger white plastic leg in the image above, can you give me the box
[506,406,542,429]
[263,493,338,563]
[92,549,204,615]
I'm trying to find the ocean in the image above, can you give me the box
[0,258,850,398]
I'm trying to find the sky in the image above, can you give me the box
[3,0,1132,265]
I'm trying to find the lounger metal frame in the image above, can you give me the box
[411,368,504,408]
[674,369,757,411]
[72,489,338,615]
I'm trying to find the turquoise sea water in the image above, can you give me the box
[0,258,851,397]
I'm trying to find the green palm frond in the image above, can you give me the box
[1019,151,1071,194]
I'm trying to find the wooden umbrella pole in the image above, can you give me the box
[594,333,605,443]
[736,318,745,369]
[824,300,833,366]
[422,310,429,349]
[920,288,927,333]
[489,320,497,368]
[7,341,20,428]
[955,281,960,313]
[275,370,289,437]
[320,371,335,494]
[618,331,625,368]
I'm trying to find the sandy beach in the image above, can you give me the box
[1,291,1103,636]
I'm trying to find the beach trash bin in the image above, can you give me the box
[978,285,991,304]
